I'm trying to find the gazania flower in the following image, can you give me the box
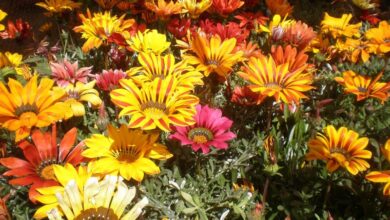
[283,21,316,50]
[0,75,68,141]
[238,54,314,105]
[170,105,236,154]
[167,17,191,39]
[0,125,85,202]
[0,10,7,31]
[360,10,380,25]
[258,14,295,42]
[320,13,362,38]
[110,76,199,131]
[198,20,249,45]
[271,45,311,73]
[0,52,22,68]
[366,171,390,196]
[334,70,390,103]
[184,33,242,78]
[231,86,259,106]
[36,0,81,15]
[95,69,126,91]
[95,0,122,10]
[57,81,102,118]
[265,0,293,17]
[34,164,94,219]
[234,41,263,61]
[83,124,173,181]
[127,52,204,89]
[126,29,170,55]
[144,0,182,20]
[381,139,390,162]
[343,38,370,63]
[352,0,377,9]
[306,125,371,175]
[209,0,244,17]
[365,21,390,55]
[234,12,268,30]
[73,10,135,52]
[37,171,148,219]
[50,60,91,87]
[0,18,32,40]
[180,0,212,19]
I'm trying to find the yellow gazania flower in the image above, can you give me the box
[73,10,135,53]
[334,70,390,103]
[258,14,294,34]
[56,81,102,119]
[321,13,362,39]
[83,124,173,181]
[306,125,372,175]
[34,164,94,219]
[110,76,198,131]
[0,52,35,80]
[0,75,68,142]
[0,9,7,31]
[366,171,390,196]
[36,0,81,15]
[381,139,390,162]
[184,33,242,78]
[352,0,377,10]
[126,29,171,55]
[365,21,390,55]
[127,52,204,89]
[180,0,212,19]
[238,54,314,105]
[36,164,148,219]
[344,38,370,63]
[144,0,183,20]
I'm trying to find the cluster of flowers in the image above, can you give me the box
[0,0,389,218]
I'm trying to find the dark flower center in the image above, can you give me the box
[68,90,80,99]
[112,144,142,163]
[141,101,167,120]
[188,127,214,144]
[357,86,367,93]
[36,159,60,180]
[75,207,118,220]
[14,104,39,116]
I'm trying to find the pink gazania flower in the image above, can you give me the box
[50,60,92,87]
[95,69,127,91]
[170,105,236,154]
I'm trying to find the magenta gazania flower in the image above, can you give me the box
[95,69,126,91]
[50,60,91,87]
[170,105,236,154]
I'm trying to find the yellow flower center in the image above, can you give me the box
[37,161,59,180]
[330,148,351,162]
[141,101,167,120]
[112,144,142,163]
[74,207,118,220]
[188,127,214,144]
[14,104,38,116]
[264,82,281,90]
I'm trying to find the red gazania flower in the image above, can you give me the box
[209,0,244,17]
[283,21,317,50]
[167,17,191,39]
[95,69,127,91]
[360,10,381,25]
[50,60,92,87]
[0,124,85,202]
[231,86,259,106]
[234,12,268,30]
[197,19,249,45]
[170,104,236,154]
[0,18,31,40]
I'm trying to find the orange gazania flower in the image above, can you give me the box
[209,0,244,17]
[238,54,314,105]
[265,0,293,17]
[365,21,390,55]
[320,13,361,39]
[36,0,81,15]
[0,19,31,40]
[0,125,85,202]
[335,70,390,103]
[184,32,242,78]
[381,139,390,162]
[366,171,390,196]
[144,0,182,20]
[271,45,312,73]
[283,21,316,50]
[0,75,68,142]
[95,0,123,10]
[306,125,372,175]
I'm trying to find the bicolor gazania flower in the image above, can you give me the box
[366,171,390,196]
[381,139,390,162]
[50,60,92,87]
[0,125,85,202]
[184,32,242,78]
[170,105,236,154]
[83,124,173,181]
[37,168,148,220]
[110,76,199,131]
[127,52,204,89]
[95,69,127,91]
[126,29,171,55]
[180,0,212,19]
[73,10,135,52]
[238,54,314,105]
[306,125,372,175]
[144,0,183,20]
[320,13,361,39]
[36,0,81,15]
[271,45,312,73]
[0,75,68,141]
[334,70,390,104]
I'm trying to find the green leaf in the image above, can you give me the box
[181,191,197,207]
[182,207,198,214]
